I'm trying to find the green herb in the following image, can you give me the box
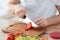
[15,36,40,40]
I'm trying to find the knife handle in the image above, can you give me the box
[23,15,26,19]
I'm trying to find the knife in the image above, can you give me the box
[18,16,38,27]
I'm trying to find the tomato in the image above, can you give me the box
[8,33,13,36]
[50,32,60,39]
[14,32,21,37]
[7,32,21,40]
[27,22,32,28]
[7,33,14,40]
[25,27,30,31]
[14,32,21,36]
[25,22,33,31]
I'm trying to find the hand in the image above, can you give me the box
[15,9,26,18]
[8,9,15,15]
[34,17,48,28]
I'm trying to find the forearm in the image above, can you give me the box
[47,5,60,26]
[47,15,60,26]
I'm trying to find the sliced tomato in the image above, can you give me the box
[27,22,32,28]
[25,27,30,31]
[50,32,60,39]
[25,22,33,31]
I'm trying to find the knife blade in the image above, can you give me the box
[18,17,38,27]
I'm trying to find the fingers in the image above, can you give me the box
[36,19,44,25]
[35,17,43,25]
[15,9,26,18]
[34,17,47,28]
[8,9,15,15]
[35,17,43,23]
[39,21,47,27]
[35,17,46,25]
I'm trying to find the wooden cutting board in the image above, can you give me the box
[2,22,47,36]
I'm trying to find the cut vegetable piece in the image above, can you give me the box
[25,28,29,31]
[8,33,13,36]
[15,36,21,40]
[50,32,60,39]
[25,22,33,31]
[26,36,32,40]
[14,32,21,39]
[15,36,37,40]
[7,33,14,40]
[27,22,32,28]
[14,32,21,37]
[16,36,26,40]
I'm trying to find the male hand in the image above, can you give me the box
[16,9,26,18]
[34,17,48,28]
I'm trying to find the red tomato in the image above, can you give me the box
[50,32,60,39]
[25,28,29,31]
[7,33,14,40]
[14,32,21,37]
[25,22,33,31]
[8,33,13,36]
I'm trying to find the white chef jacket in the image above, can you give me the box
[21,0,57,21]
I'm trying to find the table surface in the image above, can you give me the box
[0,19,60,40]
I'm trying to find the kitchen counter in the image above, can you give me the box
[0,19,60,40]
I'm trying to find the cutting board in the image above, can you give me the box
[2,22,47,36]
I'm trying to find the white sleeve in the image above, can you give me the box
[54,0,60,5]
[20,0,25,7]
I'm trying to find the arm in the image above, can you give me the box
[34,6,60,28]
[47,5,60,26]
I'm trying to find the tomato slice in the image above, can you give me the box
[25,22,33,31]
[27,22,32,29]
[50,32,60,39]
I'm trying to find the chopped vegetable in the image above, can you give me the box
[26,36,32,40]
[33,35,40,39]
[14,32,21,39]
[25,22,33,31]
[15,36,39,40]
[31,36,36,40]
[14,32,21,37]
[15,36,26,40]
[7,33,14,40]
[27,22,32,29]
[15,36,21,40]
[20,37,26,40]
